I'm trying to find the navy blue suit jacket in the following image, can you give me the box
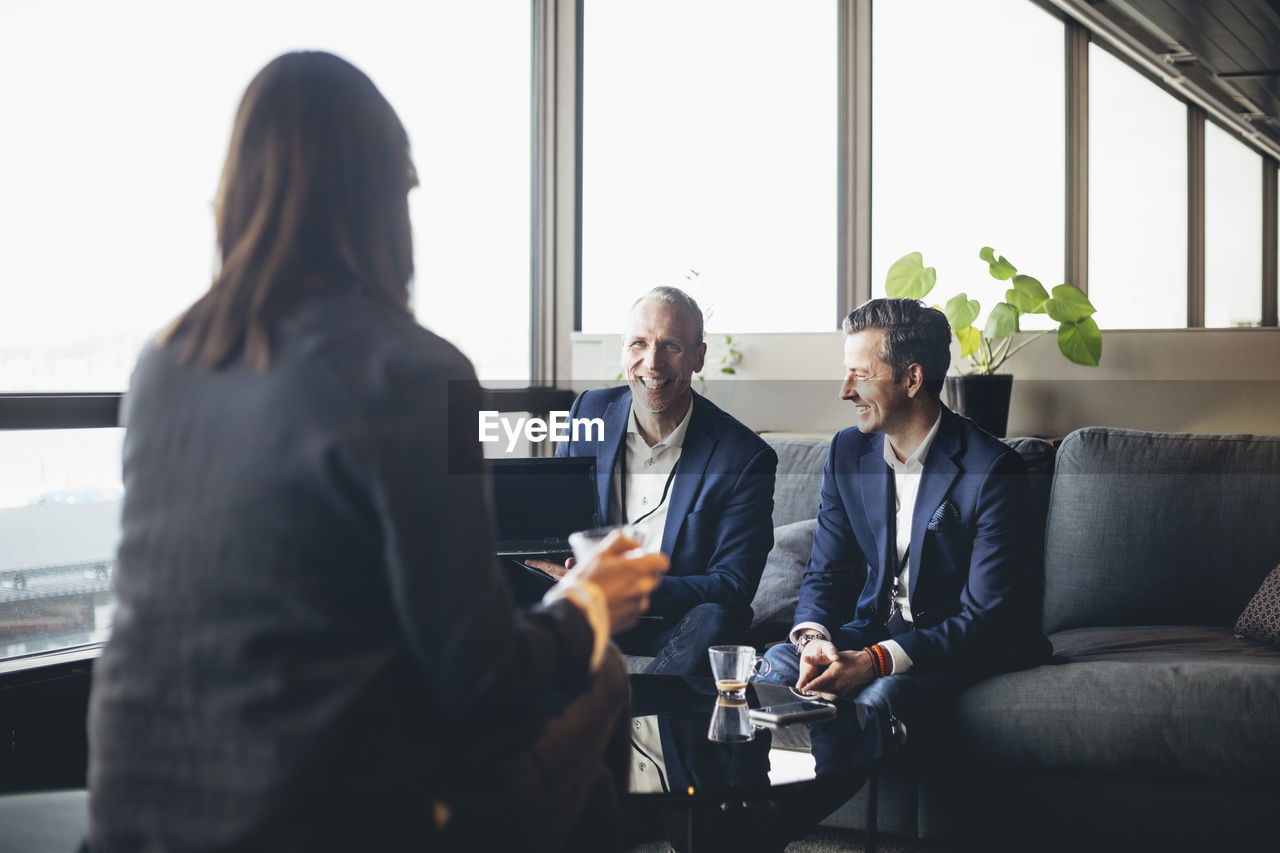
[794,407,1045,676]
[556,387,777,621]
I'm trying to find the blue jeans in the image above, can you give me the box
[760,641,964,769]
[616,602,751,677]
[754,641,962,842]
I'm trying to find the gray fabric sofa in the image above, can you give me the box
[743,427,1280,849]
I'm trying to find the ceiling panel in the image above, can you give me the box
[1098,0,1280,151]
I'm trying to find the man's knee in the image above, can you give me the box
[763,641,798,669]
[682,601,750,642]
[760,641,800,685]
[684,600,734,625]
[854,673,916,715]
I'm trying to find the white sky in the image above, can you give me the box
[0,0,531,382]
[582,0,838,334]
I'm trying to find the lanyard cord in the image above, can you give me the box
[619,448,680,525]
[890,546,909,617]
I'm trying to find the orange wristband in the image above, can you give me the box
[863,645,886,678]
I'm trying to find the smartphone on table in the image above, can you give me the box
[748,699,837,725]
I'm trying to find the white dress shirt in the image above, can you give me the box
[540,402,696,671]
[610,402,694,551]
[791,411,944,676]
[629,715,670,794]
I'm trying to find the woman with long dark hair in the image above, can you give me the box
[87,51,664,852]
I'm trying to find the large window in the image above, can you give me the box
[581,0,837,334]
[0,0,531,387]
[871,0,1064,320]
[1204,120,1263,328]
[1087,45,1188,329]
[0,1,531,661]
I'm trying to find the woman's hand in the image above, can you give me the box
[571,532,668,633]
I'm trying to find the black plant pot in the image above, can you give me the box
[945,374,1014,438]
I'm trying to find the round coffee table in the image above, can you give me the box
[625,674,882,853]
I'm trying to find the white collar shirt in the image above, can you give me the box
[629,715,669,794]
[611,399,694,550]
[877,410,943,673]
[884,409,945,578]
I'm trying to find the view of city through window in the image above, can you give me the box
[0,429,122,657]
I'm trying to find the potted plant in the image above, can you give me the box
[884,247,1102,436]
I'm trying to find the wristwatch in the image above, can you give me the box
[794,632,827,652]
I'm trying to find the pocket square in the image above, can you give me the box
[927,499,961,531]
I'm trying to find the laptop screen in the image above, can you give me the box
[488,456,600,554]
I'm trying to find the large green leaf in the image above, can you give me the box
[984,302,1020,339]
[979,246,1017,281]
[944,293,980,331]
[1046,283,1096,323]
[1005,275,1050,314]
[954,324,982,358]
[1057,316,1102,366]
[884,252,937,299]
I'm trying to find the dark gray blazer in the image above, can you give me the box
[87,290,596,851]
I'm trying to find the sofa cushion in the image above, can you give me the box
[952,626,1280,780]
[763,438,829,527]
[1002,435,1056,479]
[1235,565,1280,646]
[747,519,818,645]
[1043,428,1280,634]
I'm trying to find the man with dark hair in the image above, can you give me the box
[530,286,777,676]
[762,296,1047,797]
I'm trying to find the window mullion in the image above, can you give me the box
[1188,105,1205,328]
[838,0,872,323]
[1264,157,1278,328]
[531,0,580,384]
[1065,20,1089,294]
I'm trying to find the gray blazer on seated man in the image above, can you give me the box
[530,287,777,676]
[761,298,1048,829]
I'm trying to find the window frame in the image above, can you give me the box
[555,0,1278,362]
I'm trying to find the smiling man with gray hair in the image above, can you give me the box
[529,286,777,675]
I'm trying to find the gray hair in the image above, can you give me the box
[631,286,704,344]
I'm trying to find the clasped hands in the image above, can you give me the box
[796,639,876,699]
